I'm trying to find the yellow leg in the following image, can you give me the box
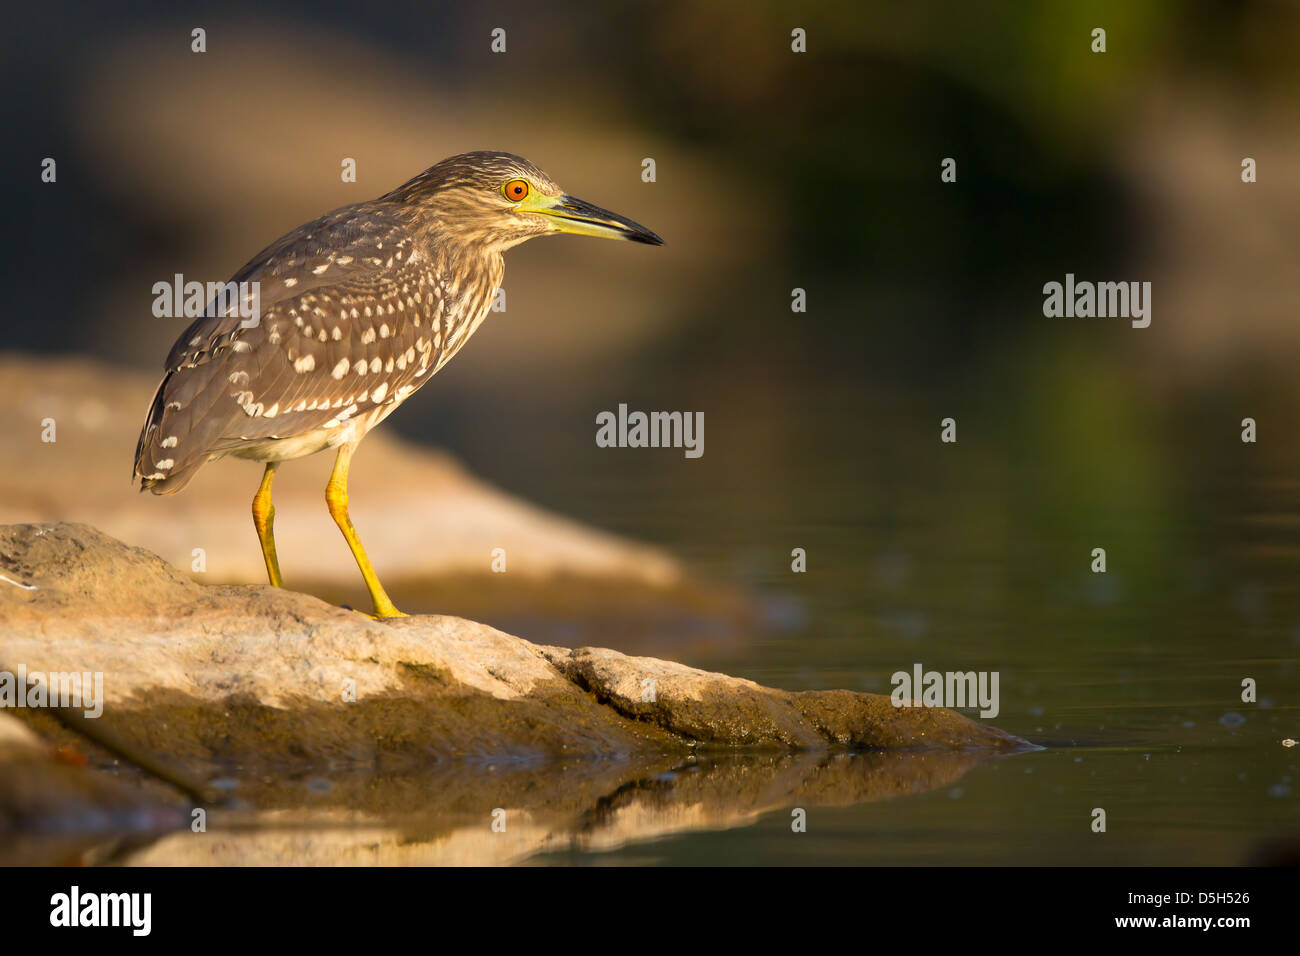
[252,462,283,588]
[325,442,407,619]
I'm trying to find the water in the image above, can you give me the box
[457,359,1298,866]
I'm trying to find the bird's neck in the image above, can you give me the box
[419,240,504,298]
[410,238,504,358]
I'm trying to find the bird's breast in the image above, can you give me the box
[423,253,504,374]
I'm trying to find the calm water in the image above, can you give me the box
[457,363,1297,866]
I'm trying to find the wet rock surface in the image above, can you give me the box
[1,522,1034,854]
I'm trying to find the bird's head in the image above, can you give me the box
[387,150,663,251]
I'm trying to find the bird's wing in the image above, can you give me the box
[204,263,446,449]
[135,205,447,491]
[162,205,407,371]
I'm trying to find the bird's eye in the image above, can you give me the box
[503,179,530,202]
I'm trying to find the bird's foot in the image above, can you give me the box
[341,602,410,620]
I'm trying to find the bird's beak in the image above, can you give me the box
[529,193,664,245]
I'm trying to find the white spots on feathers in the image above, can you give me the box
[146,229,507,471]
[323,403,359,428]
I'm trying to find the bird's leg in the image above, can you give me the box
[251,462,283,588]
[325,442,408,619]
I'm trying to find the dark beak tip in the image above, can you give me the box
[554,194,662,245]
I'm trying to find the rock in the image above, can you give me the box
[0,353,680,589]
[545,648,1019,751]
[0,710,45,759]
[0,522,1030,774]
[1,522,1035,857]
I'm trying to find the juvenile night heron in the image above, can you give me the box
[134,151,662,618]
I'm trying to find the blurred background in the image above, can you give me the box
[3,1,1298,864]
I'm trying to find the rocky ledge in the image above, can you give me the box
[1,522,1032,834]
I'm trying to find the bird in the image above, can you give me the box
[133,150,662,618]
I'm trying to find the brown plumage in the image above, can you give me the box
[132,150,661,618]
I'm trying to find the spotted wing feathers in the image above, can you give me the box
[134,205,446,494]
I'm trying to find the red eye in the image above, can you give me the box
[503,179,529,201]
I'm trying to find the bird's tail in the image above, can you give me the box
[133,373,209,495]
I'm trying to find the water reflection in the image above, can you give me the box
[13,748,1030,866]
